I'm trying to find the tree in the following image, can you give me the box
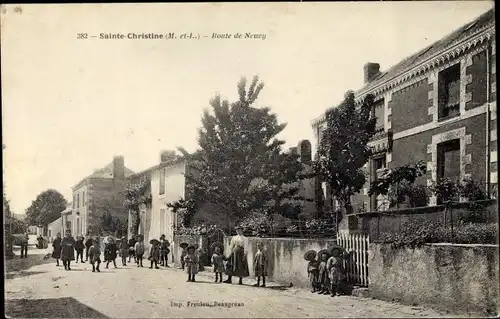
[124,176,152,237]
[25,189,67,232]
[313,91,377,216]
[169,76,307,226]
[369,161,428,208]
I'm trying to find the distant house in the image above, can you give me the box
[47,216,63,242]
[70,156,135,236]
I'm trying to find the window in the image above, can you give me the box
[373,156,387,171]
[159,169,166,195]
[372,99,385,132]
[82,191,85,207]
[77,194,80,208]
[438,64,461,120]
[48,230,52,238]
[370,154,388,211]
[437,139,461,182]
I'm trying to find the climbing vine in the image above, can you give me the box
[124,176,152,237]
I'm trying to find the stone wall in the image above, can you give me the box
[369,242,499,316]
[223,236,337,288]
[347,199,497,241]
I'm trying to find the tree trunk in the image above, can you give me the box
[130,209,141,237]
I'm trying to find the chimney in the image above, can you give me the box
[112,155,125,180]
[363,62,380,84]
[297,140,312,165]
[160,150,177,163]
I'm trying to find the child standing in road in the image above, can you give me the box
[119,237,129,266]
[211,245,225,283]
[305,250,319,293]
[318,251,330,295]
[104,237,118,269]
[75,236,85,263]
[128,236,137,264]
[184,245,199,282]
[180,243,188,270]
[149,239,160,269]
[134,235,145,267]
[88,239,101,272]
[253,242,268,287]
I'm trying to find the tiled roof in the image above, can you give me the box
[89,162,135,179]
[311,8,495,127]
[73,162,135,189]
[355,8,494,96]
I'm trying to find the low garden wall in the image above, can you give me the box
[348,199,497,240]
[223,236,337,288]
[369,242,499,317]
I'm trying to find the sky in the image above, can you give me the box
[1,2,494,215]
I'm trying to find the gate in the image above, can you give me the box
[336,231,370,287]
[206,228,226,266]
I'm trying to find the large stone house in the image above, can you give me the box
[69,156,135,236]
[312,9,496,212]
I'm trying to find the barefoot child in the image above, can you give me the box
[104,237,118,269]
[211,245,225,283]
[253,242,268,287]
[75,236,85,263]
[88,239,101,272]
[179,243,188,270]
[184,245,199,282]
[327,246,352,297]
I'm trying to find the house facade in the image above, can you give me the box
[47,216,63,242]
[312,9,496,212]
[127,151,185,257]
[70,156,134,236]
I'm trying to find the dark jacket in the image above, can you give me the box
[60,236,75,261]
[104,243,118,261]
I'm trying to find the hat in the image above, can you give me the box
[327,245,346,258]
[317,249,330,259]
[180,242,189,249]
[150,239,160,245]
[210,241,224,252]
[234,226,242,230]
[187,245,196,251]
[304,250,317,261]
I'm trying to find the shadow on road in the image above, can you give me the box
[5,297,109,318]
[4,270,47,280]
[5,250,54,273]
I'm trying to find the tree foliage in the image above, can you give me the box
[100,211,127,237]
[313,91,377,214]
[25,189,67,228]
[169,76,307,225]
[124,176,152,237]
[369,161,428,208]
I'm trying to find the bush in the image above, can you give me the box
[174,223,218,236]
[379,218,498,248]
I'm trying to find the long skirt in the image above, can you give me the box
[225,248,249,278]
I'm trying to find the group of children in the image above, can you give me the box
[306,245,353,297]
[51,232,172,273]
[181,241,268,287]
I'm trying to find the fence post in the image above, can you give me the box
[449,201,454,242]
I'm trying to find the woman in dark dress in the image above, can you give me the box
[224,226,249,285]
[51,232,62,266]
[60,230,76,270]
[104,237,118,268]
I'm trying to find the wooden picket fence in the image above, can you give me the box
[336,231,370,287]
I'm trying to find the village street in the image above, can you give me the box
[4,248,450,318]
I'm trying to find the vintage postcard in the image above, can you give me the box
[2,2,497,318]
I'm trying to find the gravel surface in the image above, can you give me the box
[4,248,449,318]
